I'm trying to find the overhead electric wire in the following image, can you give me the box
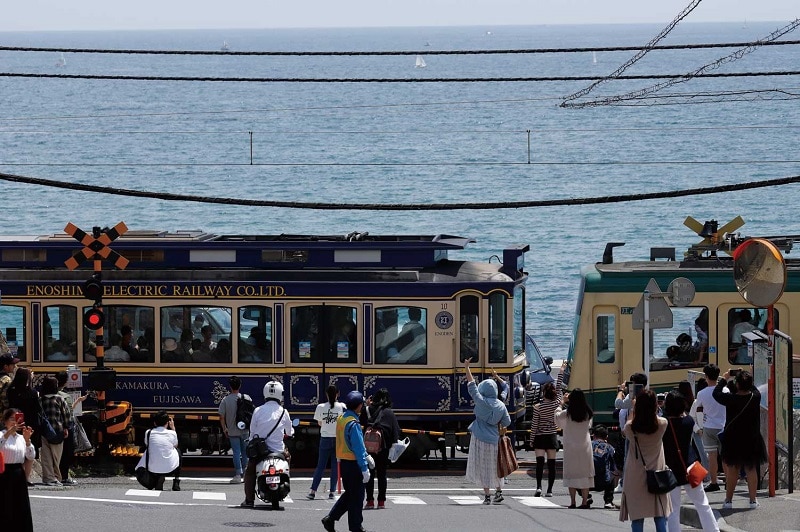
[2,40,798,56]
[1,170,799,211]
[1,71,799,83]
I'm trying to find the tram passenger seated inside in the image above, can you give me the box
[212,337,232,363]
[105,333,131,362]
[162,338,186,363]
[729,309,758,364]
[387,308,426,364]
[134,327,155,363]
[240,327,271,363]
[191,338,213,362]
[46,340,75,362]
[665,333,700,365]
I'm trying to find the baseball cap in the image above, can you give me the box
[0,353,20,366]
[344,390,364,410]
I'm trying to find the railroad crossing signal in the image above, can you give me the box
[83,307,104,330]
[63,222,129,271]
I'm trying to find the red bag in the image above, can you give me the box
[364,426,383,454]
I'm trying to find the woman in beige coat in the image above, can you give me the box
[554,388,594,508]
[619,389,671,532]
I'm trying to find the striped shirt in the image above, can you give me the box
[529,371,564,442]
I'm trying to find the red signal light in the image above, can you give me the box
[83,307,105,330]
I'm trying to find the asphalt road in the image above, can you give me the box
[29,469,679,532]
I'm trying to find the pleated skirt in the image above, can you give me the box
[466,438,503,489]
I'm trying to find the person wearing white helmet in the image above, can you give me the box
[240,380,294,508]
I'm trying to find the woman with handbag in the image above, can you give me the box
[712,369,766,510]
[662,392,718,531]
[6,368,42,485]
[360,388,401,509]
[555,388,594,508]
[464,358,511,505]
[619,389,672,532]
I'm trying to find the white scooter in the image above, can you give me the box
[251,418,300,510]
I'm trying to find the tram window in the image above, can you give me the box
[727,307,776,365]
[488,293,507,363]
[239,306,272,363]
[290,305,358,364]
[83,305,156,363]
[513,287,525,356]
[375,306,427,364]
[651,306,710,371]
[0,305,26,361]
[44,305,77,362]
[160,306,233,363]
[460,296,479,363]
[596,315,615,364]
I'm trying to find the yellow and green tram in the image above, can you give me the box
[564,218,797,423]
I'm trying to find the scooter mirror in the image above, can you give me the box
[292,418,300,427]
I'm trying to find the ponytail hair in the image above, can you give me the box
[326,385,339,407]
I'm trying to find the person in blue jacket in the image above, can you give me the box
[464,358,511,505]
[322,390,373,532]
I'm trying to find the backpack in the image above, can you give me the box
[364,426,383,454]
[235,393,255,430]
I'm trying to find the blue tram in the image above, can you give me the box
[0,228,537,459]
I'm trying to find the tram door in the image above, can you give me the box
[591,306,620,413]
[458,294,481,366]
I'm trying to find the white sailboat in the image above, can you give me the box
[592,51,597,64]
[55,53,66,67]
[415,55,427,68]
[221,41,230,52]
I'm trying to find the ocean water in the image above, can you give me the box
[0,23,798,357]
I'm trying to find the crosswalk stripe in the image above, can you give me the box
[193,492,226,501]
[385,495,426,505]
[449,496,484,505]
[514,496,561,508]
[126,489,161,497]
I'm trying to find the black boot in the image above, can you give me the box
[172,479,181,491]
[154,476,165,491]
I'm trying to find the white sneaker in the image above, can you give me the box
[749,500,759,509]
[230,474,242,484]
[722,500,732,510]
[613,484,623,494]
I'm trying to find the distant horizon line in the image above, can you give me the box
[0,19,791,34]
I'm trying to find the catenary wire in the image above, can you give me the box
[1,170,798,211]
[3,40,798,56]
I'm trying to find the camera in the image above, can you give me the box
[656,393,666,402]
[730,369,741,377]
[14,411,25,424]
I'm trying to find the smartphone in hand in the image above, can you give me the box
[14,411,25,425]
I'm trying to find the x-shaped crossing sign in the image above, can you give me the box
[64,222,130,270]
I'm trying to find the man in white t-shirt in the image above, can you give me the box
[136,411,181,491]
[694,363,728,492]
[308,385,346,500]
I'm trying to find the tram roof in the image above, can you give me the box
[0,230,482,270]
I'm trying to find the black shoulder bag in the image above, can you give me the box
[633,431,678,494]
[246,407,284,459]
[135,430,158,489]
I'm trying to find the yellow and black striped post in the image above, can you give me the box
[64,222,128,458]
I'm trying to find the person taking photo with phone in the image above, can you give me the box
[1,408,35,531]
